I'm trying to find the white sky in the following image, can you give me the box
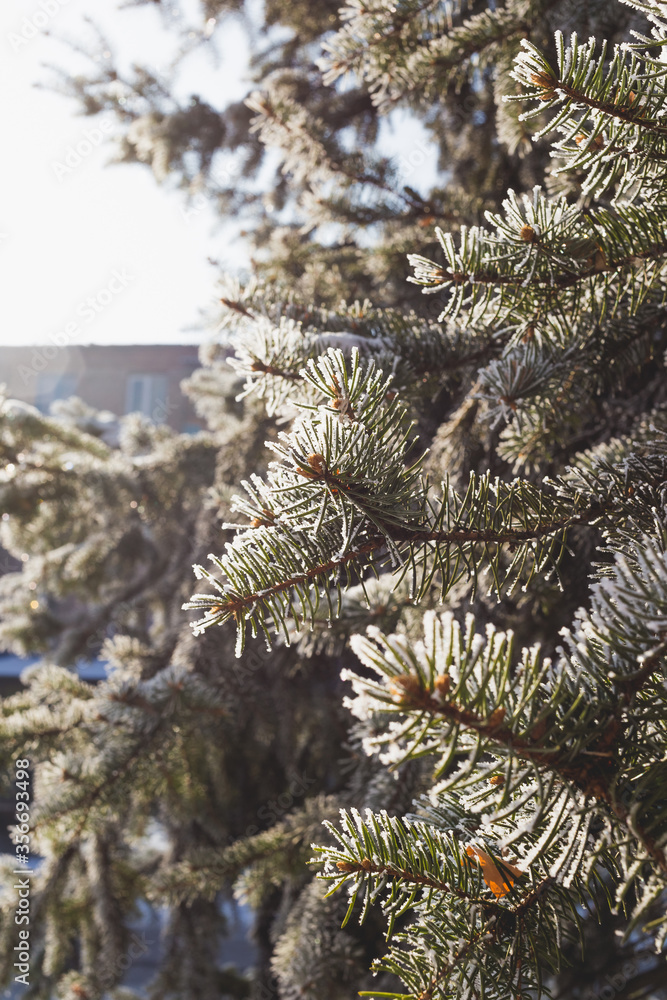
[0,1,438,349]
[0,0,250,347]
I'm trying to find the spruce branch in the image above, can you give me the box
[315,809,577,1000]
[366,663,667,876]
[509,27,667,199]
[225,295,508,418]
[315,809,523,925]
[492,305,667,468]
[342,523,667,874]
[407,928,490,1000]
[512,32,667,139]
[153,796,341,906]
[408,188,667,322]
[186,350,666,653]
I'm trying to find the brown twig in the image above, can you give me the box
[397,684,667,875]
[213,495,614,621]
[337,857,505,913]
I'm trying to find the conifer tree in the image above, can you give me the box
[0,383,401,997]
[183,0,667,995]
[2,0,667,998]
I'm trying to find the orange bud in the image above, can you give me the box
[520,224,538,243]
[466,844,523,897]
[251,509,276,527]
[336,860,359,872]
[530,71,555,89]
[307,453,326,474]
[389,674,424,704]
[489,774,505,786]
[529,72,556,101]
[499,396,518,412]
[575,133,604,148]
[433,674,451,698]
[589,247,607,272]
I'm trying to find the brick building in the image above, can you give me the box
[0,344,203,432]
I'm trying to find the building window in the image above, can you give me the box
[35,374,78,412]
[125,375,169,422]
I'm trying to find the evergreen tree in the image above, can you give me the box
[0,375,420,998]
[184,1,667,996]
[1,0,667,998]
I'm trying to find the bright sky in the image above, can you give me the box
[0,1,438,350]
[0,0,250,347]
